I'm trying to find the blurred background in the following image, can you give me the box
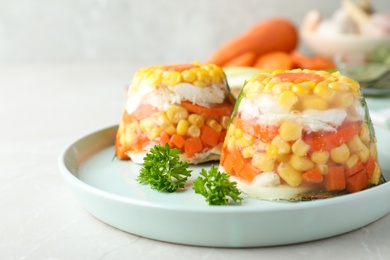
[0,0,388,66]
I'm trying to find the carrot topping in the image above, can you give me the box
[302,168,324,184]
[275,72,324,84]
[170,134,185,149]
[325,166,346,191]
[253,51,293,70]
[184,137,203,157]
[303,121,361,151]
[181,101,233,117]
[161,64,199,72]
[222,153,234,174]
[364,157,376,179]
[233,117,278,143]
[345,161,365,177]
[131,104,159,121]
[238,163,262,182]
[231,149,246,174]
[219,130,227,143]
[223,51,256,67]
[346,170,369,193]
[159,132,170,146]
[200,125,220,147]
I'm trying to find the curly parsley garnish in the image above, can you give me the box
[193,165,243,205]
[137,144,192,192]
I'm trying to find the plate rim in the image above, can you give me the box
[58,125,390,247]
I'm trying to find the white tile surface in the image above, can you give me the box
[1,63,390,259]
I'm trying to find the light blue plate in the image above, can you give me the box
[58,125,390,247]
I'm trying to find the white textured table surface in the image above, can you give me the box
[1,63,390,259]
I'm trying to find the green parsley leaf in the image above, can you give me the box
[193,165,243,205]
[137,144,192,192]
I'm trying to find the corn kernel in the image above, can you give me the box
[369,142,378,160]
[147,127,163,140]
[279,121,302,141]
[347,135,365,153]
[310,151,330,164]
[357,145,370,163]
[162,71,182,86]
[181,70,197,83]
[359,122,370,144]
[221,116,230,129]
[227,136,236,152]
[157,113,170,128]
[317,163,328,175]
[145,72,162,86]
[166,105,188,124]
[271,135,291,154]
[277,162,303,187]
[242,146,255,159]
[193,80,206,88]
[313,84,335,101]
[196,70,211,85]
[278,90,298,109]
[370,163,381,185]
[333,93,354,108]
[164,124,176,135]
[266,143,279,157]
[252,152,275,172]
[206,118,222,132]
[139,117,155,132]
[187,125,200,137]
[234,128,244,139]
[302,96,328,110]
[289,154,315,171]
[245,81,264,99]
[292,83,310,95]
[345,154,359,169]
[292,139,310,156]
[330,143,350,163]
[328,81,349,92]
[263,82,276,93]
[176,119,189,136]
[236,133,256,148]
[188,114,204,128]
[272,82,294,94]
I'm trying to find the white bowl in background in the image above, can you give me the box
[300,30,390,58]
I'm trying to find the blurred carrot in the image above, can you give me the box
[223,51,256,67]
[291,51,335,70]
[253,51,293,70]
[207,18,298,66]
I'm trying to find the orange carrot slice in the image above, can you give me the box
[325,166,346,191]
[346,170,368,193]
[275,72,324,84]
[302,168,324,184]
[238,163,262,182]
[181,101,233,117]
[184,137,203,157]
[200,125,220,147]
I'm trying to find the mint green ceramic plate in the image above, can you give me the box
[58,125,390,247]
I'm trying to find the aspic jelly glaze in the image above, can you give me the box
[115,62,235,164]
[220,69,384,200]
